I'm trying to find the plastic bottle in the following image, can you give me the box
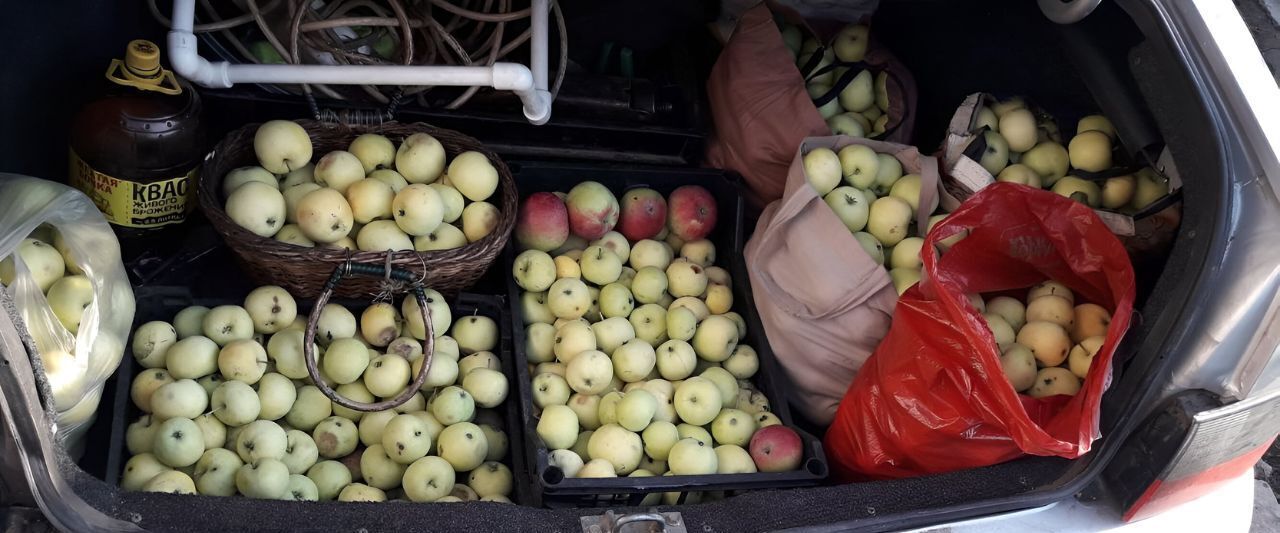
[69,39,203,254]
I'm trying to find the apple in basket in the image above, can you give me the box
[231,121,507,253]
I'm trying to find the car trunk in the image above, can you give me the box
[4,0,1228,531]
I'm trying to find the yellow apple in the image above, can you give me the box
[345,178,394,224]
[295,188,354,243]
[803,147,842,196]
[461,202,499,242]
[447,151,499,202]
[831,24,869,62]
[254,120,313,174]
[1077,114,1116,140]
[314,150,365,194]
[1068,335,1105,379]
[223,166,277,197]
[1068,131,1113,172]
[1101,175,1136,209]
[1131,168,1170,210]
[1051,176,1102,207]
[1017,321,1071,367]
[1021,141,1070,184]
[998,109,1038,152]
[226,182,286,237]
[867,196,913,246]
[395,133,446,184]
[348,133,395,173]
[996,164,1043,188]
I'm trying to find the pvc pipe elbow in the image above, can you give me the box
[523,90,553,125]
[491,63,551,124]
[490,63,534,92]
[1038,0,1101,23]
[167,31,230,88]
[167,0,550,123]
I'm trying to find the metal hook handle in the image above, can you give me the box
[614,513,667,531]
[1038,0,1101,24]
[302,261,435,412]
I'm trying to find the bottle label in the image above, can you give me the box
[68,150,197,228]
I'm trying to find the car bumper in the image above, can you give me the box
[907,468,1256,533]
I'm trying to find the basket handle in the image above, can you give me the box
[302,261,435,412]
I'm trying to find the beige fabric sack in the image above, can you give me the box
[744,135,939,424]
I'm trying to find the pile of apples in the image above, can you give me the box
[978,281,1112,397]
[510,182,809,500]
[121,284,518,504]
[0,227,100,412]
[779,21,891,138]
[802,145,950,296]
[222,120,501,252]
[967,100,1171,211]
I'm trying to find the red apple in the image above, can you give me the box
[667,185,717,241]
[749,425,803,473]
[617,188,668,241]
[516,192,570,251]
[566,181,620,240]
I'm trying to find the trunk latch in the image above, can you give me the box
[580,510,687,533]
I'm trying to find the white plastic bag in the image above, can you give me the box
[0,173,135,452]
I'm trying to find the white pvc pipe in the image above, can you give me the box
[224,63,501,87]
[166,0,552,124]
[522,0,553,124]
[170,0,195,33]
[531,0,549,92]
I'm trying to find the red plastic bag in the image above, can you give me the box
[823,182,1136,480]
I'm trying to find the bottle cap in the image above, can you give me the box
[124,40,163,78]
[106,39,181,95]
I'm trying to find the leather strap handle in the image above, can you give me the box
[302,261,435,412]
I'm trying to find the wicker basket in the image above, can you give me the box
[198,120,516,298]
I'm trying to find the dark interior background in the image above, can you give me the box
[0,0,1146,180]
[0,3,165,180]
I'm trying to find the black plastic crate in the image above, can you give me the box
[192,17,713,167]
[100,286,529,504]
[200,81,706,167]
[503,162,828,508]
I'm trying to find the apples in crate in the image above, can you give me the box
[119,285,516,503]
[512,181,811,477]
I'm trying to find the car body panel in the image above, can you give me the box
[910,469,1254,533]
[1155,0,1280,402]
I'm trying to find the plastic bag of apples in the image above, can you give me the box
[0,174,136,457]
[823,182,1135,480]
[705,2,917,207]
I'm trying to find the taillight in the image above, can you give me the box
[1105,389,1280,521]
